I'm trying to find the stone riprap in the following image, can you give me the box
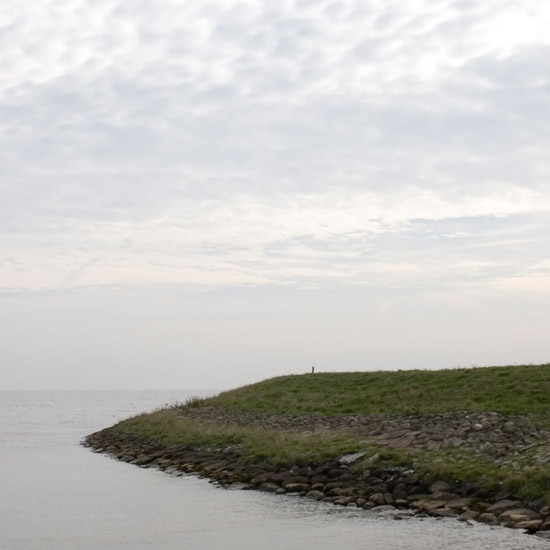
[181,407,550,466]
[83,407,550,535]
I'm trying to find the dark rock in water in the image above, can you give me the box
[431,509,458,518]
[369,493,385,506]
[250,472,272,485]
[227,482,251,490]
[478,513,499,525]
[257,482,281,493]
[134,455,155,466]
[415,500,448,513]
[458,511,480,522]
[499,508,541,523]
[517,519,543,532]
[284,482,311,493]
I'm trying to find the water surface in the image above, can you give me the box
[1,391,548,549]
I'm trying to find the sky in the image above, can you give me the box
[1,0,550,390]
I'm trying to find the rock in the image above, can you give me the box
[516,519,543,531]
[525,497,547,513]
[445,498,474,511]
[494,488,517,501]
[478,513,499,525]
[369,493,386,506]
[486,500,522,515]
[333,496,354,506]
[499,508,541,523]
[418,500,448,512]
[338,451,367,465]
[432,508,458,517]
[310,474,329,484]
[271,471,292,483]
[363,453,381,466]
[284,482,310,493]
[407,494,429,503]
[227,482,251,490]
[502,421,518,434]
[385,435,416,448]
[257,482,281,492]
[250,473,272,485]
[203,460,228,472]
[393,490,408,501]
[441,437,463,448]
[372,505,397,514]
[336,487,357,497]
[458,510,480,521]
[134,455,155,466]
[429,481,453,494]
[430,491,458,501]
[282,476,309,488]
[324,481,344,493]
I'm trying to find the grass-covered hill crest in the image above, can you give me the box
[203,364,550,417]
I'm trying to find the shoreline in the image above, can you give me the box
[84,406,550,537]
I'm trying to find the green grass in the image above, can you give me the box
[112,409,372,465]
[203,364,550,417]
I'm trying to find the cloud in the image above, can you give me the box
[2,184,549,292]
[2,0,550,296]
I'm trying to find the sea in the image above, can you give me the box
[1,390,548,550]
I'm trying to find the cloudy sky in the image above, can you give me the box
[2,0,550,390]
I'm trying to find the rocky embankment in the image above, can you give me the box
[83,407,550,535]
[183,406,550,466]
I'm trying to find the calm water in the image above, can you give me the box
[1,391,548,550]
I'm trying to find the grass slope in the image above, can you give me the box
[204,364,550,417]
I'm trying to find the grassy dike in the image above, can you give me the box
[86,364,550,531]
